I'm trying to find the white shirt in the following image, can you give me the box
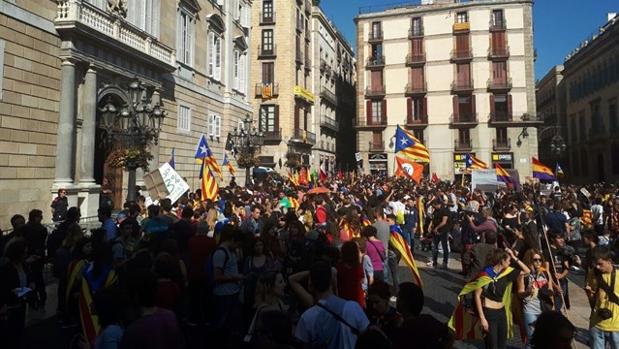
[592,204,604,225]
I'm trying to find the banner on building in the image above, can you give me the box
[143,163,190,204]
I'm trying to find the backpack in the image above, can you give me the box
[205,246,230,287]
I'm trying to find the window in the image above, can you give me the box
[371,21,382,38]
[259,105,277,132]
[492,62,507,82]
[570,115,577,143]
[239,53,246,94]
[262,29,274,51]
[127,0,160,37]
[457,95,474,120]
[409,97,425,121]
[177,105,191,132]
[493,94,508,120]
[579,110,586,142]
[458,129,470,145]
[177,8,194,65]
[413,129,424,142]
[411,17,422,36]
[496,127,508,143]
[262,0,273,20]
[208,32,222,80]
[491,9,504,27]
[371,101,382,122]
[208,114,221,137]
[591,100,602,132]
[233,50,240,89]
[262,62,274,83]
[456,11,468,23]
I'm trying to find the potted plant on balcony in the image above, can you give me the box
[107,146,153,171]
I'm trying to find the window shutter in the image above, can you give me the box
[151,0,160,38]
[507,94,513,119]
[453,96,459,120]
[406,98,412,121]
[490,94,495,115]
[176,11,182,62]
[275,105,280,130]
[472,95,477,118]
[208,33,214,76]
[366,100,372,124]
[422,97,427,119]
[381,99,387,121]
[188,16,194,66]
[215,37,222,80]
[216,116,221,137]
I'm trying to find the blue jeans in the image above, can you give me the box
[522,311,541,349]
[589,327,619,349]
[590,326,619,349]
[432,231,449,265]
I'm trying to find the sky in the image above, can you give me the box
[320,0,618,79]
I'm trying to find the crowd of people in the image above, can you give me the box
[0,174,618,349]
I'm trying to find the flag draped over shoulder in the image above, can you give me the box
[448,267,515,341]
[394,125,430,163]
[201,161,219,201]
[389,232,422,287]
[532,157,555,182]
[465,153,488,170]
[79,265,117,345]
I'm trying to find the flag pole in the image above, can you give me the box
[193,161,197,192]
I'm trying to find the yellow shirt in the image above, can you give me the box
[588,270,619,331]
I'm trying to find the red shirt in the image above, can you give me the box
[315,206,328,224]
[336,263,366,308]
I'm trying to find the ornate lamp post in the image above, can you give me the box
[99,79,165,203]
[228,114,263,185]
[550,134,567,157]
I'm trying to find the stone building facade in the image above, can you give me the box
[354,0,540,180]
[535,64,565,167]
[0,0,252,229]
[561,14,619,183]
[249,0,355,173]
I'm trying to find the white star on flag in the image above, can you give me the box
[199,145,207,155]
[400,138,409,146]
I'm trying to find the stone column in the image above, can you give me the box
[54,59,77,185]
[79,66,97,184]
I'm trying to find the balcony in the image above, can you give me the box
[488,46,510,60]
[405,115,428,128]
[262,128,282,144]
[55,0,175,70]
[257,44,277,59]
[450,49,473,62]
[493,138,511,151]
[405,52,426,67]
[321,116,339,132]
[320,87,338,106]
[450,113,478,128]
[356,117,387,129]
[366,55,385,69]
[453,22,470,32]
[369,141,385,152]
[365,86,386,98]
[454,138,473,151]
[451,80,474,94]
[259,11,276,25]
[368,29,383,43]
[254,83,279,99]
[487,78,512,92]
[291,128,316,145]
[489,19,506,32]
[408,27,424,38]
[405,82,427,96]
[488,112,512,127]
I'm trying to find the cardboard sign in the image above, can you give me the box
[143,163,190,204]
[355,152,362,162]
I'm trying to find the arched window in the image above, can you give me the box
[127,0,160,37]
[207,14,225,81]
[176,0,200,67]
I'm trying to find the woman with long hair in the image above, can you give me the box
[448,248,530,349]
[336,241,365,308]
[363,225,385,283]
[517,249,554,349]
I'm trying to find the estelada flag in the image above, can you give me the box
[287,171,299,186]
[390,232,422,287]
[79,264,117,345]
[448,267,515,340]
[288,196,299,210]
[395,156,424,184]
[201,163,219,201]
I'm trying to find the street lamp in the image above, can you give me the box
[98,78,165,203]
[228,114,263,185]
[550,134,567,157]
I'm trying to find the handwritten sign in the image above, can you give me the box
[143,163,190,204]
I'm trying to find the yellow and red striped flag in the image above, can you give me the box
[394,125,430,163]
[389,232,422,287]
[289,196,299,210]
[287,171,299,186]
[201,162,219,201]
[222,154,236,176]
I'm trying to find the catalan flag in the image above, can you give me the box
[555,163,565,178]
[495,163,515,188]
[194,134,223,179]
[394,125,430,163]
[448,267,515,340]
[168,148,176,169]
[79,264,117,346]
[288,196,299,210]
[222,154,236,176]
[287,171,299,186]
[532,157,555,182]
[200,162,219,201]
[390,232,422,287]
[464,153,488,170]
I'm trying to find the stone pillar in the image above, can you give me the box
[80,67,97,184]
[54,59,77,185]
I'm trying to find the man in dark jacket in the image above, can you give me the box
[22,209,48,309]
[51,189,68,222]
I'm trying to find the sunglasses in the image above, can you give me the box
[533,258,543,262]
